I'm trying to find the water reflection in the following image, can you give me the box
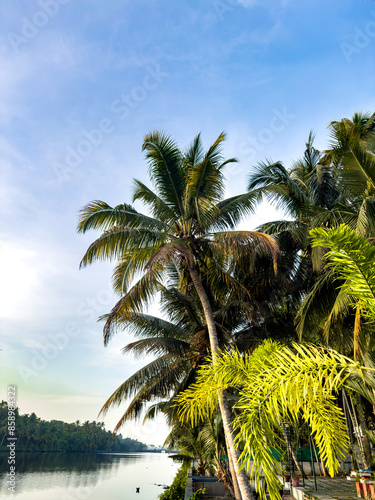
[0,452,178,499]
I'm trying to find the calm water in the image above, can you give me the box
[0,452,180,500]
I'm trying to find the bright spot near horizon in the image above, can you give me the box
[0,241,37,319]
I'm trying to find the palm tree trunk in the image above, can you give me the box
[189,263,255,500]
[222,419,242,500]
[228,447,243,500]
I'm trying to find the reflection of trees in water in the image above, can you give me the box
[0,452,147,494]
[0,452,114,472]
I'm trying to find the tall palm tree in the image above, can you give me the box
[323,112,375,237]
[294,114,375,344]
[99,282,236,433]
[246,133,345,344]
[78,131,278,500]
[246,125,374,347]
[310,224,375,358]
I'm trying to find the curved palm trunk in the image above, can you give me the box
[189,264,255,500]
[222,418,241,499]
[228,446,243,500]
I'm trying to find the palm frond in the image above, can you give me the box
[184,133,204,167]
[77,200,167,233]
[160,286,203,328]
[247,160,309,216]
[132,179,177,223]
[142,130,185,216]
[118,313,187,340]
[295,271,334,340]
[79,227,168,268]
[176,341,368,500]
[102,267,164,344]
[211,231,279,267]
[210,192,258,231]
[122,337,191,359]
[310,225,375,318]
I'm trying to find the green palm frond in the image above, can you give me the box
[143,401,173,423]
[310,225,375,319]
[186,160,223,229]
[103,267,164,344]
[339,145,375,195]
[114,361,189,428]
[326,113,375,194]
[176,340,368,500]
[145,240,194,270]
[322,292,353,345]
[77,200,167,233]
[203,131,227,168]
[160,286,203,328]
[119,313,187,340]
[257,219,308,248]
[248,160,310,215]
[210,192,258,231]
[142,130,185,216]
[132,179,177,223]
[356,197,375,236]
[100,354,184,413]
[183,133,236,231]
[100,354,188,422]
[111,250,156,295]
[295,271,334,340]
[122,337,191,358]
[204,259,253,304]
[184,133,205,168]
[79,227,168,268]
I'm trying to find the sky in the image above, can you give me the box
[1,0,374,446]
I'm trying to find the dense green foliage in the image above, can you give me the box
[0,402,147,453]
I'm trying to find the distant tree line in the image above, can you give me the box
[0,401,148,453]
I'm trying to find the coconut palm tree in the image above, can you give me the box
[78,131,278,500]
[246,133,347,344]
[164,413,235,494]
[99,282,240,433]
[247,122,375,346]
[323,112,375,237]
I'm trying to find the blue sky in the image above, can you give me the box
[1,0,374,445]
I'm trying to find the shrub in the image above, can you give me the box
[159,464,189,500]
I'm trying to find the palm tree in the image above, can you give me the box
[164,420,216,476]
[78,131,278,500]
[164,414,235,494]
[247,132,340,256]
[246,125,375,347]
[176,340,374,500]
[323,112,375,237]
[310,224,375,357]
[99,282,235,433]
[246,133,346,344]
